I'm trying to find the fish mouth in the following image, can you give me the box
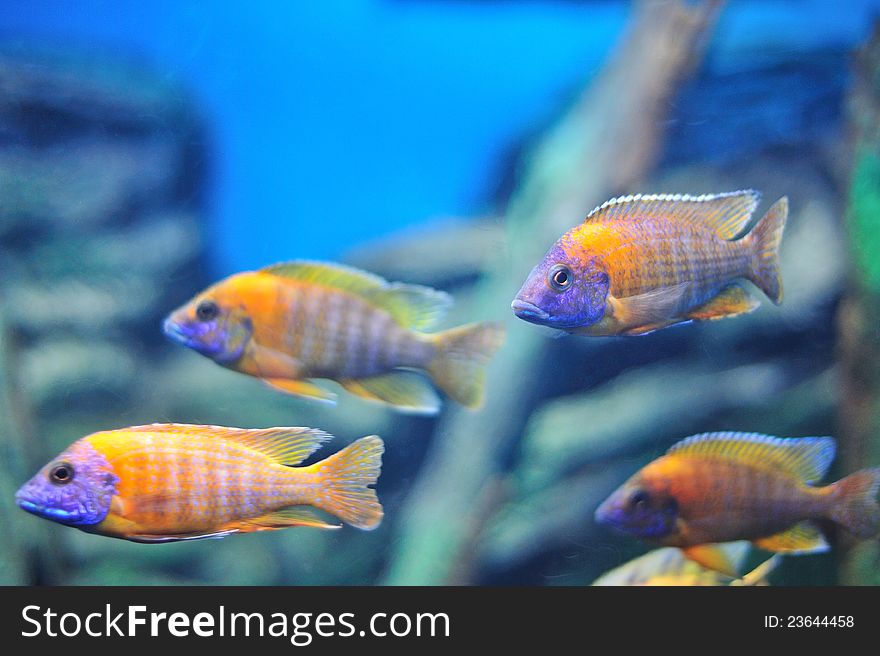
[162,317,190,344]
[594,498,624,529]
[15,496,80,523]
[511,299,551,323]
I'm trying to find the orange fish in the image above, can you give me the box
[512,191,788,335]
[164,261,505,414]
[15,423,383,542]
[592,543,781,586]
[595,432,880,574]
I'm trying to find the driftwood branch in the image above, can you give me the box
[384,0,724,585]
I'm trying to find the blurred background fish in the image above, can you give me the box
[163,261,505,413]
[594,432,880,572]
[591,542,780,586]
[2,0,880,586]
[16,424,384,542]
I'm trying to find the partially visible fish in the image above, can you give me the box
[594,432,880,573]
[512,191,788,336]
[164,261,505,414]
[592,543,781,586]
[15,423,384,542]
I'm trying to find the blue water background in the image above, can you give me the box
[0,0,878,275]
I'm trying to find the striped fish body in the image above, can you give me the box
[512,191,788,336]
[164,261,505,413]
[92,429,322,537]
[640,454,829,547]
[228,272,435,381]
[571,217,750,320]
[15,423,384,542]
[595,432,880,566]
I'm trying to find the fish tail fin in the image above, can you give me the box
[745,196,787,304]
[427,321,505,409]
[829,467,880,538]
[307,436,384,530]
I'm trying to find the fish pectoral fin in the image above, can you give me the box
[685,283,761,321]
[126,529,239,543]
[752,521,830,554]
[263,378,337,404]
[610,282,692,334]
[230,507,342,532]
[681,544,740,577]
[340,371,440,415]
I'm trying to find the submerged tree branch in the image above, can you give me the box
[384,0,724,585]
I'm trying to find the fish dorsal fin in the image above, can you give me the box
[263,260,387,294]
[668,432,836,484]
[585,190,761,239]
[123,423,332,465]
[591,547,687,586]
[261,260,451,330]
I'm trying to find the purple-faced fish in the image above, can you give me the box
[164,261,505,414]
[512,191,787,335]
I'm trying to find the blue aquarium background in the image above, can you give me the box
[1,0,880,586]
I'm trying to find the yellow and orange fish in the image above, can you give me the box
[15,423,383,542]
[595,432,880,574]
[164,261,505,414]
[592,543,781,586]
[512,191,788,335]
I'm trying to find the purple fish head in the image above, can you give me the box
[16,440,119,527]
[163,282,253,364]
[511,243,609,329]
[594,476,680,541]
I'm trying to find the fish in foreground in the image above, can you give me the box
[15,423,384,542]
[594,432,880,574]
[164,261,505,414]
[512,191,788,336]
[592,543,781,586]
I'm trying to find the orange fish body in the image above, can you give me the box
[164,261,505,414]
[595,432,880,572]
[512,191,788,336]
[639,454,830,546]
[15,424,384,542]
[213,271,436,382]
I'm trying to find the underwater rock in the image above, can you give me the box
[518,361,790,493]
[0,46,209,584]
[345,217,504,288]
[18,339,138,410]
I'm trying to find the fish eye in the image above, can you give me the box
[196,300,220,322]
[549,265,572,291]
[49,462,74,485]
[629,490,650,510]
